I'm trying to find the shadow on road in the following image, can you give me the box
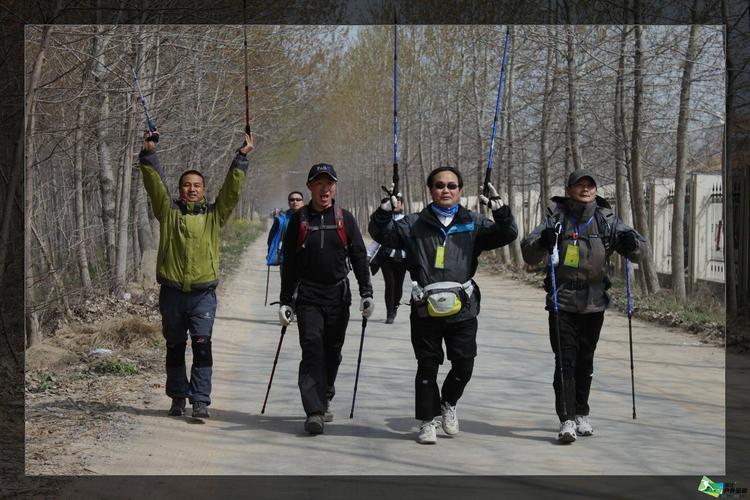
[384,416,557,444]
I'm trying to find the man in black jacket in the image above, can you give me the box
[279,163,374,435]
[369,166,517,444]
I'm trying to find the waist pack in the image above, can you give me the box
[418,281,474,318]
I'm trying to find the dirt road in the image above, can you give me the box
[80,230,725,476]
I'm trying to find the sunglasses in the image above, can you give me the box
[288,198,303,202]
[433,181,460,190]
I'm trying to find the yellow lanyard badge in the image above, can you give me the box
[563,244,580,268]
[434,244,446,269]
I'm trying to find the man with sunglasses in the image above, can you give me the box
[369,166,517,444]
[278,163,374,435]
[266,191,305,267]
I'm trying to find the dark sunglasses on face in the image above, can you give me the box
[288,198,303,202]
[433,181,460,190]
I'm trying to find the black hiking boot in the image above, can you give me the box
[192,401,210,419]
[168,397,186,416]
[385,309,396,324]
[304,413,324,434]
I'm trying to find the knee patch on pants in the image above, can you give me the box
[449,357,474,382]
[191,336,213,367]
[166,342,186,367]
[416,359,439,385]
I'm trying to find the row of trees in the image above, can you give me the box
[22,24,336,344]
[21,21,725,346]
[312,24,723,296]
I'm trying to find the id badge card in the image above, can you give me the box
[563,244,580,268]
[434,245,446,269]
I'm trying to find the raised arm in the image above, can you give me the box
[138,129,170,221]
[368,196,409,249]
[215,133,254,225]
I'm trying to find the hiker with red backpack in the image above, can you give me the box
[278,163,374,435]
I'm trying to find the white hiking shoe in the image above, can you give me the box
[575,415,593,436]
[417,419,438,444]
[558,419,577,443]
[440,402,459,435]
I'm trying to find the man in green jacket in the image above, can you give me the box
[139,129,254,418]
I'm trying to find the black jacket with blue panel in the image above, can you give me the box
[369,203,518,322]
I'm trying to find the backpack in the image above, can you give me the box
[296,205,348,251]
[266,211,291,266]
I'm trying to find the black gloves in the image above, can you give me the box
[621,231,638,253]
[540,228,558,250]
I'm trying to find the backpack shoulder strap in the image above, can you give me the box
[335,206,347,247]
[594,208,613,252]
[297,206,309,251]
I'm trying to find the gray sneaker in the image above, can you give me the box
[558,419,577,443]
[324,400,334,422]
[440,402,459,435]
[304,414,325,434]
[192,401,210,419]
[417,419,437,444]
[575,415,593,436]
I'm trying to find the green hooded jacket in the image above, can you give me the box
[139,149,249,292]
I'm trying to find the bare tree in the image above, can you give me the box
[629,10,661,294]
[671,17,700,302]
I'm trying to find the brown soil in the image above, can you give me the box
[24,286,165,476]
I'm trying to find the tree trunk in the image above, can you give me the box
[504,29,523,268]
[629,15,661,294]
[114,31,145,295]
[722,0,738,316]
[472,34,487,211]
[671,19,699,303]
[24,25,55,348]
[92,28,117,281]
[539,26,557,217]
[565,25,583,171]
[74,91,94,294]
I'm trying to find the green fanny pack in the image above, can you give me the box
[420,281,474,318]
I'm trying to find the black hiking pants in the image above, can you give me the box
[296,302,350,416]
[381,258,407,316]
[410,313,477,421]
[548,310,604,422]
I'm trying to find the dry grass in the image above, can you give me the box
[53,317,161,353]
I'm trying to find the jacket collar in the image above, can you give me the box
[418,202,471,229]
[175,198,207,215]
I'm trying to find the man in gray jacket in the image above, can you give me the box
[521,169,646,443]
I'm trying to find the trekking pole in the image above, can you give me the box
[382,18,400,200]
[625,258,637,419]
[132,68,158,142]
[482,26,510,197]
[264,265,270,307]
[548,222,567,419]
[349,317,368,418]
[243,0,252,135]
[261,325,286,414]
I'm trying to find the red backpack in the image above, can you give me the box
[296,205,348,251]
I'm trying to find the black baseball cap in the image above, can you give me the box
[307,163,338,182]
[567,169,598,187]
